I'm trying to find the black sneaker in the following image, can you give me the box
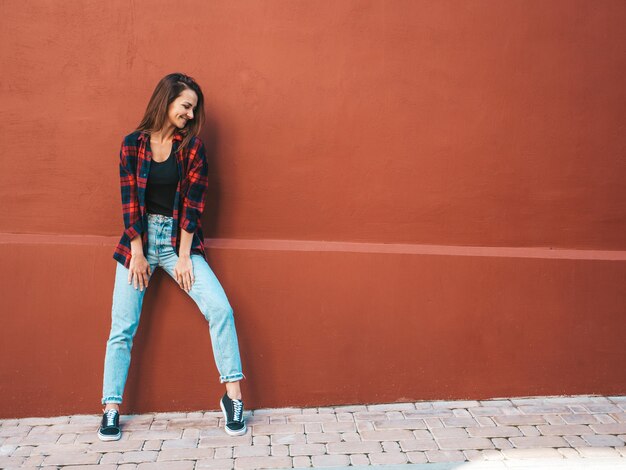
[97,409,121,441]
[220,392,247,436]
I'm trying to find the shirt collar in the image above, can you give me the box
[137,129,184,143]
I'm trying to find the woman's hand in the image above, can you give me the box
[174,254,195,292]
[128,253,151,291]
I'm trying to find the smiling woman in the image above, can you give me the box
[100,73,248,441]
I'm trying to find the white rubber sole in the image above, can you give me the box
[220,400,247,436]
[97,429,121,441]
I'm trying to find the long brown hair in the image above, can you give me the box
[135,73,205,152]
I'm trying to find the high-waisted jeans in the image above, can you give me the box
[102,213,244,404]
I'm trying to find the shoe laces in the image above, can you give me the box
[105,409,118,427]
[232,399,243,422]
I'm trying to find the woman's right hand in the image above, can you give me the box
[128,253,152,291]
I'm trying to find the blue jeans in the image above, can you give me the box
[102,213,244,405]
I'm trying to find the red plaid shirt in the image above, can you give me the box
[113,130,209,268]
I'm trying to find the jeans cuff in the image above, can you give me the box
[220,372,245,383]
[102,396,123,405]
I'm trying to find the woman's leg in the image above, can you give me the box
[101,260,156,408]
[159,249,245,389]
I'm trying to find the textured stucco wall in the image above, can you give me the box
[1,1,625,418]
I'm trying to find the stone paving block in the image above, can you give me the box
[289,443,326,456]
[160,438,198,449]
[432,400,481,409]
[13,432,60,445]
[582,434,625,446]
[19,417,69,426]
[452,409,472,418]
[0,455,25,467]
[214,447,233,459]
[493,415,548,426]
[545,415,567,425]
[305,432,341,443]
[340,432,361,442]
[501,447,563,459]
[403,409,455,419]
[563,435,590,447]
[233,444,270,457]
[463,449,485,461]
[270,417,287,424]
[355,420,374,433]
[611,413,626,423]
[153,412,187,420]
[509,435,569,448]
[425,449,466,462]
[479,400,512,407]
[596,413,618,423]
[0,443,17,456]
[157,447,215,460]
[585,404,623,413]
[253,435,270,445]
[576,446,621,458]
[128,430,183,440]
[311,454,350,467]
[491,438,513,449]
[336,412,354,422]
[368,451,408,464]
[199,434,252,447]
[252,423,304,435]
[196,458,235,469]
[57,433,77,444]
[322,422,356,433]
[367,402,416,412]
[119,450,159,463]
[424,418,444,428]
[590,423,626,434]
[399,439,438,451]
[31,442,90,455]
[271,444,289,456]
[468,407,511,417]
[561,413,600,424]
[287,414,337,424]
[406,451,428,463]
[382,441,400,452]
[118,464,138,470]
[293,455,312,467]
[304,423,322,433]
[536,424,593,435]
[475,417,496,427]
[349,453,370,466]
[517,405,572,414]
[439,417,478,428]
[373,418,427,430]
[385,411,405,420]
[234,455,292,468]
[253,408,303,415]
[353,412,388,421]
[331,405,367,412]
[12,445,33,456]
[437,437,494,450]
[182,429,200,439]
[327,441,382,454]
[137,462,195,470]
[166,418,220,429]
[271,433,306,445]
[360,429,416,441]
[302,408,318,415]
[557,447,581,459]
[88,439,144,452]
[483,448,507,459]
[466,426,521,438]
[431,427,468,438]
[42,452,101,465]
[0,426,30,438]
[518,425,540,436]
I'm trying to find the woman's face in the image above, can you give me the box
[167,88,198,129]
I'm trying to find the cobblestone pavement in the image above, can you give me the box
[0,395,625,469]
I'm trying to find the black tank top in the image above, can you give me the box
[145,149,179,217]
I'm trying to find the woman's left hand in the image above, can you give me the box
[174,254,195,292]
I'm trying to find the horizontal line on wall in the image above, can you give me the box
[0,232,624,261]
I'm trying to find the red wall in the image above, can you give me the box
[1,1,625,418]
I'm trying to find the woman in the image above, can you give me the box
[99,73,246,441]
